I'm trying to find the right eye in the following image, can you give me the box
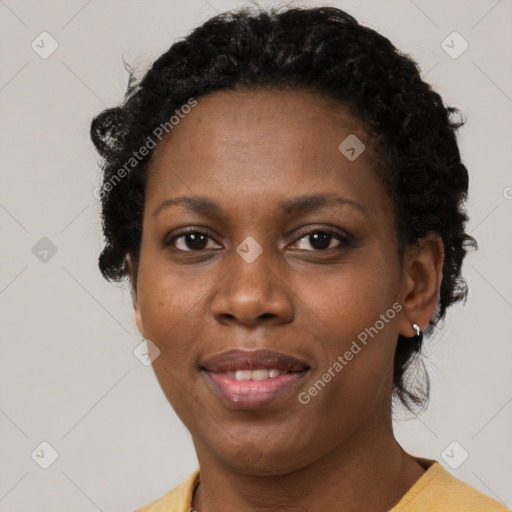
[163,229,221,252]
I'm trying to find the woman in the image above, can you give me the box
[90,6,508,512]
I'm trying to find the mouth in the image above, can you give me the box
[200,349,310,409]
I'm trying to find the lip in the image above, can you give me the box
[200,349,310,409]
[201,348,310,373]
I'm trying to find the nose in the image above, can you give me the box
[211,249,294,328]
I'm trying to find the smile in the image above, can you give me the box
[200,348,310,409]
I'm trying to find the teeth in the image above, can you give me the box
[233,368,287,381]
[251,369,269,381]
[235,370,252,381]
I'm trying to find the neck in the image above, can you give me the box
[191,422,425,512]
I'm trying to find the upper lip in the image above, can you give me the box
[201,349,310,373]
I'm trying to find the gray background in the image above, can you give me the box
[0,0,511,510]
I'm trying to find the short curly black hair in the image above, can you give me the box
[90,5,476,411]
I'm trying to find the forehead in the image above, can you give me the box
[150,88,367,161]
[145,88,384,215]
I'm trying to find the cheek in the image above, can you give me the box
[136,266,205,383]
[138,256,204,333]
[301,249,400,338]
[296,249,400,399]
[139,276,207,424]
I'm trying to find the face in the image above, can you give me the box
[132,88,415,475]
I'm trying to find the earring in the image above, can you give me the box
[411,323,423,352]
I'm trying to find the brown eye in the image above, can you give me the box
[166,230,219,252]
[292,229,351,251]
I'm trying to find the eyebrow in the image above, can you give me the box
[152,193,368,219]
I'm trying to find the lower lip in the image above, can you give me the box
[203,370,308,409]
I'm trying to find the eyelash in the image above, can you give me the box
[162,226,354,253]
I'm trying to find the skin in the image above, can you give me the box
[129,88,444,511]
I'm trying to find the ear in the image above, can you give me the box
[398,234,444,337]
[125,254,145,338]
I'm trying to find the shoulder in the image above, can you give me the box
[134,469,200,512]
[392,459,509,511]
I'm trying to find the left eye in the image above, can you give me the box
[292,230,349,251]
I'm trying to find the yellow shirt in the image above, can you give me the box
[135,458,509,512]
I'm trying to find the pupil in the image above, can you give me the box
[310,232,331,250]
[187,232,206,250]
